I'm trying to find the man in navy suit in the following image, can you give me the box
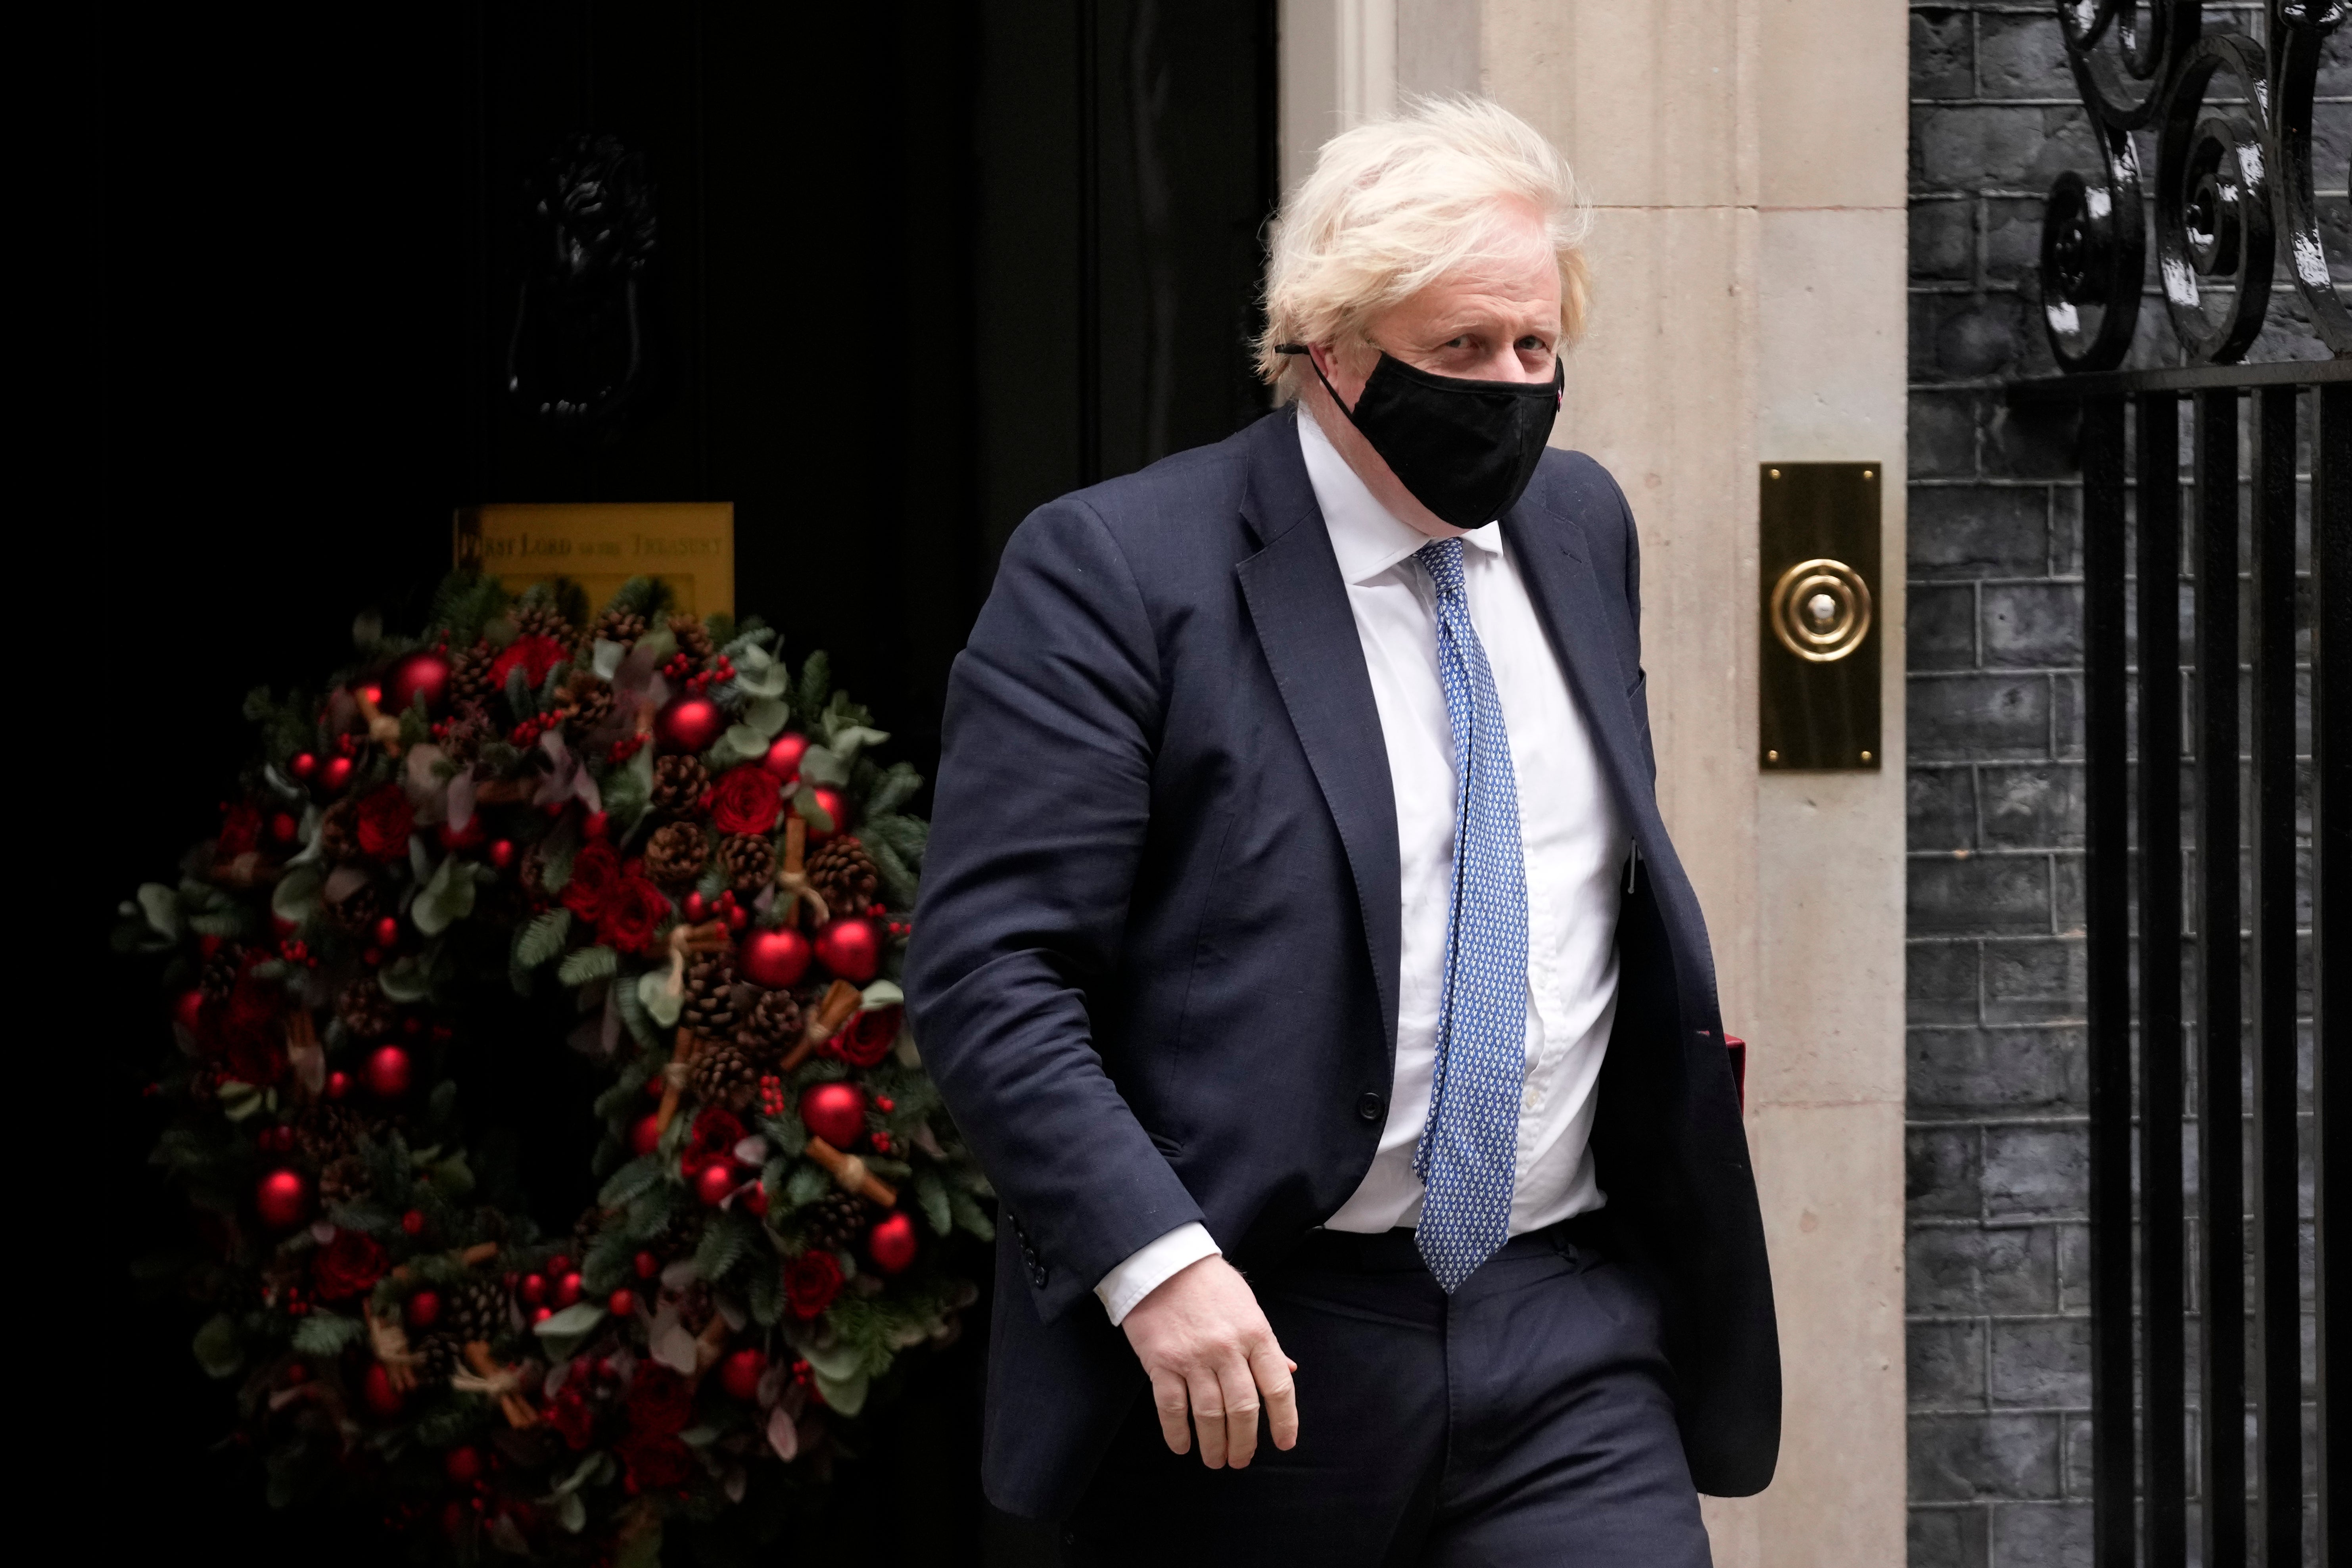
[906,98,1776,1564]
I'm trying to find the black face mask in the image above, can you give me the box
[1280,344,1563,529]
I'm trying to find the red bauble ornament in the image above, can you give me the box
[608,1288,637,1318]
[326,1070,351,1100]
[270,811,299,843]
[364,1044,412,1099]
[694,1161,740,1206]
[654,697,725,754]
[519,1274,547,1305]
[582,810,610,841]
[443,1446,482,1484]
[400,1209,426,1236]
[742,1181,770,1218]
[405,1290,442,1329]
[799,1082,867,1150]
[683,891,707,921]
[806,785,850,841]
[289,751,318,781]
[361,1361,404,1416]
[552,1272,583,1308]
[319,755,355,793]
[633,1251,660,1280]
[255,1169,309,1230]
[719,1347,767,1401]
[531,1305,553,1324]
[867,1212,919,1275]
[738,926,812,990]
[488,838,515,869]
[172,988,205,1036]
[547,1253,572,1275]
[629,1114,662,1158]
[813,917,881,983]
[371,915,401,949]
[386,651,453,716]
[761,733,808,782]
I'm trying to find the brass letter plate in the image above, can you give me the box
[1760,463,1881,770]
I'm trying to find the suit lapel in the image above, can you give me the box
[1234,411,1404,1056]
[1502,499,1669,853]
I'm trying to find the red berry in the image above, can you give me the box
[326,1071,350,1100]
[531,1305,552,1324]
[552,1272,583,1308]
[683,891,706,921]
[634,1251,660,1280]
[371,915,400,949]
[320,755,354,792]
[400,1209,425,1236]
[874,1097,895,1113]
[290,752,318,780]
[547,1254,573,1276]
[519,1274,547,1305]
[608,1288,637,1317]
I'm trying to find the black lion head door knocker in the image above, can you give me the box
[506,134,657,428]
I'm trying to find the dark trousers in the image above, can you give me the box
[1065,1220,1712,1568]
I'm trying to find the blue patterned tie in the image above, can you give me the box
[1411,538,1529,1293]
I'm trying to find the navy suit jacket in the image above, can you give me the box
[906,407,1779,1521]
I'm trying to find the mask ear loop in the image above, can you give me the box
[1273,343,1364,428]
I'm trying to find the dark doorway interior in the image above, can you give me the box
[90,3,1276,1561]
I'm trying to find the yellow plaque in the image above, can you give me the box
[454,503,735,618]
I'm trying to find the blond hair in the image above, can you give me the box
[1257,95,1591,401]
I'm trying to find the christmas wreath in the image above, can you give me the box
[120,575,992,1563]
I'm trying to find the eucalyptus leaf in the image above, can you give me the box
[811,1367,869,1417]
[533,1301,609,1338]
[637,971,683,1029]
[192,1313,243,1378]
[378,955,432,1003]
[137,883,183,942]
[554,1491,587,1535]
[859,979,904,1010]
[742,696,791,738]
[592,639,625,681]
[270,866,325,927]
[796,744,850,789]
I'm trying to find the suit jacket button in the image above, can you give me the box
[1356,1091,1384,1122]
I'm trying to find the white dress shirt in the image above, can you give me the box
[1093,405,1627,1326]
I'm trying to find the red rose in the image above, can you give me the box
[311,1229,388,1299]
[830,1006,901,1069]
[547,1385,597,1450]
[625,1364,695,1435]
[560,841,622,922]
[354,786,416,862]
[708,767,782,837]
[681,1108,744,1176]
[617,1430,695,1494]
[784,1249,843,1319]
[221,1028,287,1088]
[598,876,672,956]
[489,633,570,693]
[213,968,284,1084]
[217,801,264,859]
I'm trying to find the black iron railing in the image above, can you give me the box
[2014,6,2346,1567]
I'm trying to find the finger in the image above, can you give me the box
[1149,1369,1193,1457]
[1252,1340,1300,1452]
[1186,1367,1230,1468]
[1218,1352,1263,1469]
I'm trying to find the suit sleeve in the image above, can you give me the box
[904,497,1206,1325]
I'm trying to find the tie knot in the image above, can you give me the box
[1415,537,1466,601]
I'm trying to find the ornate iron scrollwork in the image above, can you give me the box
[2041,2,2350,369]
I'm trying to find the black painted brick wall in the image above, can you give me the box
[1907,7,2338,1566]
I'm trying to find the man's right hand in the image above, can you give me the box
[1118,1254,1299,1468]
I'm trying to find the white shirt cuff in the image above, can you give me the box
[1094,1222,1222,1326]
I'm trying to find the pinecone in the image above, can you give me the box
[293,1101,362,1164]
[414,1335,461,1383]
[734,987,803,1063]
[592,607,649,649]
[719,832,775,897]
[441,1276,509,1345]
[669,615,715,662]
[198,943,244,1001]
[682,953,737,1038]
[336,977,396,1040]
[807,834,880,916]
[690,1038,759,1111]
[645,823,710,889]
[558,668,614,733]
[651,756,708,816]
[518,840,553,903]
[326,877,388,938]
[511,599,577,650]
[315,798,360,864]
[449,639,500,706]
[803,1191,870,1253]
[318,1153,371,1207]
